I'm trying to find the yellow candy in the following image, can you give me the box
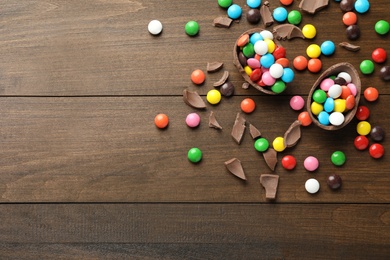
[244,65,253,76]
[310,101,323,115]
[306,44,321,58]
[302,24,317,39]
[357,121,371,135]
[264,38,276,53]
[273,136,286,152]
[334,99,346,113]
[206,89,221,105]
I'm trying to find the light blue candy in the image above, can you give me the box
[324,97,335,113]
[281,68,295,83]
[318,111,330,125]
[227,4,242,20]
[247,0,261,9]
[273,7,288,23]
[354,0,370,14]
[250,33,263,45]
[321,40,336,56]
[260,53,275,68]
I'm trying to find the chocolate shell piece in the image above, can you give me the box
[209,111,222,130]
[260,174,279,200]
[339,42,360,52]
[249,124,262,139]
[213,71,229,87]
[213,16,233,28]
[283,120,302,148]
[231,113,246,144]
[242,82,250,89]
[263,148,277,171]
[260,1,274,27]
[224,158,246,180]
[183,89,206,109]
[273,24,304,40]
[207,61,224,72]
[299,0,329,14]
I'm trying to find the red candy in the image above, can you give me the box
[356,106,370,121]
[354,135,369,150]
[273,46,286,60]
[250,68,262,82]
[369,143,384,159]
[372,48,387,64]
[241,98,256,113]
[282,155,297,170]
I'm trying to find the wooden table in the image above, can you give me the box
[1,0,389,258]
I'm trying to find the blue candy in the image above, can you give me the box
[354,0,370,14]
[227,4,242,20]
[273,7,288,23]
[324,97,335,113]
[247,0,261,9]
[260,53,275,68]
[250,33,263,45]
[321,40,336,56]
[281,68,295,83]
[318,111,330,125]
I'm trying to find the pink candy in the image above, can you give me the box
[290,95,305,111]
[262,71,276,86]
[186,113,200,128]
[247,58,260,69]
[304,156,319,172]
[320,78,334,91]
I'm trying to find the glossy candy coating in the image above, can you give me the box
[154,113,169,129]
[321,41,336,56]
[247,8,261,24]
[290,95,305,110]
[254,138,269,152]
[273,7,288,23]
[293,56,308,70]
[298,111,312,126]
[354,135,369,150]
[218,0,233,8]
[241,98,256,113]
[364,87,379,102]
[342,12,357,26]
[306,44,321,59]
[328,112,344,126]
[318,111,330,125]
[331,151,346,166]
[305,178,320,194]
[360,60,375,74]
[346,25,360,40]
[375,20,390,35]
[304,156,319,172]
[302,24,316,39]
[372,48,387,63]
[186,113,201,128]
[281,68,295,83]
[369,143,384,159]
[227,4,242,19]
[188,147,202,163]
[148,20,163,35]
[280,0,293,5]
[220,82,235,97]
[308,59,322,73]
[370,126,385,142]
[282,155,297,170]
[357,121,371,135]
[191,69,205,85]
[327,174,342,190]
[354,0,370,14]
[356,106,370,121]
[247,0,261,8]
[273,137,286,152]
[207,89,222,105]
[271,80,286,93]
[185,21,199,36]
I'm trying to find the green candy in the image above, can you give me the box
[287,10,302,25]
[185,21,199,36]
[218,0,233,8]
[254,138,269,152]
[271,80,286,94]
[375,20,390,35]
[331,151,346,166]
[312,89,327,103]
[188,147,202,163]
[242,43,255,58]
[360,60,375,75]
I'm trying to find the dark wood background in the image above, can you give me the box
[0,0,389,259]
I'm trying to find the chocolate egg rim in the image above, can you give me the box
[306,62,361,131]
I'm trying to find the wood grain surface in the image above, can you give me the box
[0,0,389,259]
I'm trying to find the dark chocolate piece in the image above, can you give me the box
[247,8,261,24]
[220,82,235,97]
[183,89,206,109]
[213,71,229,87]
[283,120,302,148]
[242,82,250,89]
[263,148,277,171]
[380,66,390,81]
[260,1,274,27]
[225,158,246,180]
[299,0,329,14]
[209,111,222,130]
[339,42,360,52]
[207,61,224,72]
[249,124,261,139]
[260,174,279,200]
[231,113,246,144]
[273,24,304,40]
[346,25,360,41]
[213,16,233,28]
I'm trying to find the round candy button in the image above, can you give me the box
[327,174,342,190]
[364,87,379,102]
[241,98,256,113]
[207,89,222,105]
[370,126,385,142]
[290,95,305,111]
[372,48,387,63]
[331,151,346,166]
[282,155,296,170]
[298,111,312,126]
[360,60,375,75]
[354,135,369,150]
[302,24,316,39]
[305,178,320,194]
[227,4,242,19]
[357,121,371,136]
[287,10,302,25]
[148,20,163,35]
[356,106,370,121]
[369,143,384,159]
[191,69,205,85]
[185,21,199,36]
[304,156,319,172]
[154,113,169,129]
[272,137,286,152]
[185,113,201,128]
[218,0,233,8]
[375,20,390,35]
[188,147,202,163]
[254,138,269,152]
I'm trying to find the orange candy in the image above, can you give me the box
[345,95,355,110]
[298,111,312,126]
[191,69,205,85]
[293,55,308,71]
[154,113,169,129]
[341,85,352,99]
[280,0,293,6]
[275,57,290,68]
[237,34,250,47]
[241,98,256,113]
[307,58,322,73]
[342,12,357,26]
[364,87,379,102]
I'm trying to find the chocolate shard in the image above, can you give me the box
[273,24,304,40]
[283,120,302,148]
[299,0,329,14]
[207,61,224,73]
[231,113,246,144]
[183,89,206,109]
[339,42,360,52]
[263,148,277,171]
[213,71,229,87]
[242,82,250,89]
[213,16,233,28]
[209,111,222,130]
[260,1,274,27]
[260,174,279,200]
[225,158,246,180]
[249,124,261,139]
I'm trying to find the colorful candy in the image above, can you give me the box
[375,20,390,35]
[307,58,322,73]
[227,4,242,19]
[302,24,317,39]
[342,12,357,26]
[281,155,296,170]
[331,151,346,166]
[293,55,308,70]
[354,0,370,14]
[305,178,320,194]
[354,135,369,150]
[154,113,169,129]
[148,20,163,35]
[254,137,269,152]
[327,174,342,190]
[241,98,256,113]
[320,40,336,56]
[191,69,205,84]
[369,143,384,159]
[218,0,233,8]
[306,44,321,59]
[372,48,387,63]
[247,0,261,8]
[370,126,385,142]
[356,106,370,120]
[273,137,286,152]
[298,111,312,126]
[360,60,375,74]
[273,7,288,23]
[357,121,371,135]
[186,112,201,128]
[364,87,379,102]
[188,147,202,163]
[304,156,319,172]
[287,10,302,25]
[185,21,200,36]
[290,95,305,110]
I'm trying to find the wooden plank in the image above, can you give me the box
[0,0,388,96]
[0,203,389,259]
[1,96,389,203]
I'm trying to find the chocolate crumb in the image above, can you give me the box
[213,71,229,87]
[283,120,302,148]
[299,0,329,14]
[260,1,274,27]
[242,82,250,89]
[183,89,206,109]
[231,113,246,144]
[207,61,224,73]
[260,174,279,200]
[209,111,222,130]
[213,16,233,28]
[263,148,277,171]
[273,24,304,40]
[225,158,246,180]
[339,42,360,52]
[249,124,262,139]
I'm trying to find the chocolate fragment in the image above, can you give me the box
[213,71,229,87]
[273,24,304,40]
[260,174,279,200]
[247,8,261,24]
[242,82,250,89]
[207,61,224,73]
[231,113,246,144]
[263,148,277,171]
[213,16,233,28]
[260,1,274,27]
[299,0,329,14]
[209,111,222,130]
[380,66,390,81]
[283,120,302,148]
[220,82,235,97]
[183,89,206,109]
[346,25,360,40]
[249,124,261,139]
[339,42,360,52]
[224,158,246,180]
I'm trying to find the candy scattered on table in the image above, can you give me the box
[207,89,222,105]
[241,98,256,113]
[364,87,379,102]
[305,178,320,194]
[346,25,360,40]
[185,21,200,36]
[304,156,319,172]
[282,155,296,170]
[360,60,374,74]
[247,9,261,24]
[302,24,317,39]
[357,121,371,136]
[254,137,269,152]
[371,48,387,63]
[148,20,163,35]
[188,147,203,163]
[369,143,385,159]
[354,135,369,150]
[331,151,346,166]
[287,10,302,25]
[191,69,205,84]
[327,174,342,190]
[154,113,169,129]
[227,4,242,19]
[370,126,385,142]
[186,112,201,128]
[375,20,389,35]
[290,95,305,111]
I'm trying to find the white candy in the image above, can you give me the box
[148,20,163,35]
[305,178,320,194]
[259,30,274,40]
[328,84,342,98]
[329,112,345,126]
[269,63,284,79]
[337,72,352,83]
[254,40,268,55]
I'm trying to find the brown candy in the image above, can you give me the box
[346,25,360,40]
[380,66,390,81]
[220,82,235,97]
[225,158,246,180]
[209,111,222,130]
[247,9,261,24]
[231,113,246,144]
[299,0,330,14]
[213,16,233,28]
[183,89,206,109]
[260,174,279,200]
[340,0,355,12]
